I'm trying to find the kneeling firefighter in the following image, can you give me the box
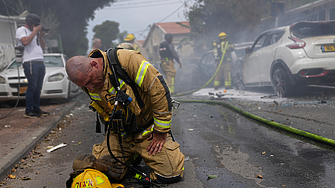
[65,48,185,187]
[213,32,234,90]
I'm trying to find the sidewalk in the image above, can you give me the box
[0,97,81,181]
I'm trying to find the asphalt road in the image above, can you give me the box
[3,93,335,188]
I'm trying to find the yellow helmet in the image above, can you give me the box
[124,33,135,41]
[218,32,227,39]
[71,169,124,188]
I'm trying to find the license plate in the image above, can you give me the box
[322,45,335,52]
[19,87,27,94]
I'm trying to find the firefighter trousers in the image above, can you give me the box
[214,61,231,89]
[92,131,185,182]
[160,60,176,93]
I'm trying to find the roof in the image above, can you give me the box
[155,21,191,34]
[136,40,144,45]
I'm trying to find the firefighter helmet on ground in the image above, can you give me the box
[218,32,227,40]
[124,33,135,41]
[25,13,41,25]
[164,33,173,41]
[71,169,124,188]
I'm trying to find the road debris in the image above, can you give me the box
[256,175,263,179]
[206,174,218,179]
[46,143,67,152]
[21,176,31,180]
[7,175,16,179]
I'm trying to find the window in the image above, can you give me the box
[307,13,318,21]
[330,7,335,20]
[44,56,64,67]
[251,34,267,52]
[319,10,326,21]
[292,22,335,38]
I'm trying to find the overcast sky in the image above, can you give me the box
[86,0,193,48]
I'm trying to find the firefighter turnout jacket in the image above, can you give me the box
[159,40,181,64]
[86,49,173,134]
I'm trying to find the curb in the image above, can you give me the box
[0,100,80,181]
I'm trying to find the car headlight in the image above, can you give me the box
[48,73,64,82]
[0,76,5,84]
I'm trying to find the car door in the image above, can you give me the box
[242,33,267,85]
[258,30,285,83]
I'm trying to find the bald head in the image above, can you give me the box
[66,56,93,84]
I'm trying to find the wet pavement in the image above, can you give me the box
[177,86,335,144]
[2,85,335,187]
[2,94,335,187]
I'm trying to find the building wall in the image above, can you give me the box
[0,21,17,71]
[258,0,335,34]
[143,25,194,65]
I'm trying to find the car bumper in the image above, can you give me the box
[0,80,68,101]
[289,57,335,85]
[290,57,335,74]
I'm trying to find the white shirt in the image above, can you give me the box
[16,26,44,62]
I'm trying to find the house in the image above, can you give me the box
[0,12,26,71]
[134,39,148,58]
[142,21,193,64]
[259,0,335,33]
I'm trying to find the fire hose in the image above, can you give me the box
[176,99,335,147]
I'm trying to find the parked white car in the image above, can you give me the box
[235,21,335,96]
[0,53,80,102]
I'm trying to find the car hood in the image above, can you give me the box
[1,67,66,78]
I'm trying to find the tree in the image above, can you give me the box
[93,20,120,51]
[0,0,116,57]
[186,0,318,55]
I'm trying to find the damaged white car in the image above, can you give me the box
[234,21,335,96]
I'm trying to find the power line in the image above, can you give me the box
[100,1,181,9]
[158,3,184,22]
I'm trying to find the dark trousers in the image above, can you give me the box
[23,61,45,113]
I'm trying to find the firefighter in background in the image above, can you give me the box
[124,33,140,52]
[159,33,182,94]
[213,32,234,90]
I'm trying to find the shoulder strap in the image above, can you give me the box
[106,48,145,109]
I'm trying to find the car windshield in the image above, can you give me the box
[6,55,64,69]
[44,56,64,67]
[7,61,22,69]
[291,21,335,38]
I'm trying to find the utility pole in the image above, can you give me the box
[271,2,285,28]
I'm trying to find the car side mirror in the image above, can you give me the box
[245,47,251,54]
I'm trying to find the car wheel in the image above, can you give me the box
[272,67,292,97]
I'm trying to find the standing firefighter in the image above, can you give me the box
[124,33,140,52]
[159,33,182,94]
[213,32,234,90]
[65,49,184,186]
